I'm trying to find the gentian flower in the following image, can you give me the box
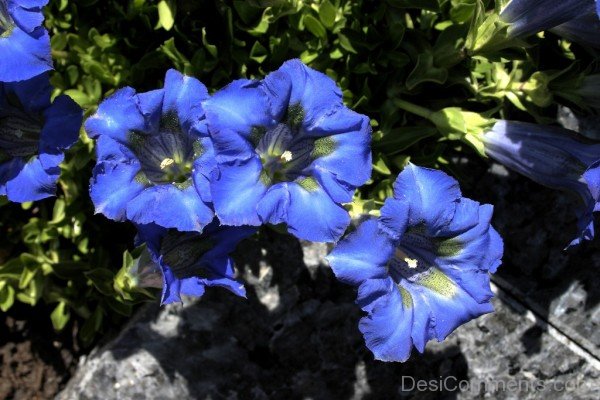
[204,59,371,242]
[0,74,81,202]
[500,0,600,48]
[135,219,256,304]
[86,69,215,232]
[550,7,600,48]
[482,120,600,247]
[0,0,52,82]
[327,164,502,362]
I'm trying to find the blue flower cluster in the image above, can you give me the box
[0,1,81,203]
[87,60,504,362]
[87,60,373,302]
[1,1,598,364]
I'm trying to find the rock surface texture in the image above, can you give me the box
[57,161,600,400]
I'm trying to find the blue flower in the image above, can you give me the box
[482,120,600,247]
[327,164,502,362]
[550,7,600,48]
[0,74,81,202]
[500,0,599,47]
[135,219,256,305]
[86,69,215,233]
[204,59,372,242]
[0,0,52,82]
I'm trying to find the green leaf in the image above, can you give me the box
[234,0,262,25]
[304,14,327,39]
[0,285,15,312]
[85,268,115,296]
[406,53,448,90]
[338,33,358,54]
[80,306,104,345]
[0,258,24,280]
[372,153,392,175]
[50,199,66,225]
[157,0,175,31]
[250,41,268,63]
[160,38,193,74]
[51,33,68,51]
[202,28,218,59]
[105,297,133,317]
[374,126,437,155]
[318,0,337,29]
[51,302,71,331]
[386,0,440,11]
[450,0,477,23]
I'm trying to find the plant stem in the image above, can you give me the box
[393,98,434,120]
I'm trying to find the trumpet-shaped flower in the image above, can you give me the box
[327,164,502,362]
[482,120,600,247]
[86,69,215,232]
[135,220,256,304]
[204,59,372,242]
[0,74,81,202]
[500,0,593,37]
[550,6,600,48]
[0,0,52,82]
[500,0,600,48]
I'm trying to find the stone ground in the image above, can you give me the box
[56,159,600,399]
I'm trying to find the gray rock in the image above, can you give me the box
[465,160,600,360]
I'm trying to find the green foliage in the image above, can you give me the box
[1,0,598,344]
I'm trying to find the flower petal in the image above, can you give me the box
[270,59,344,128]
[162,69,210,135]
[551,12,600,48]
[256,182,290,225]
[284,178,350,242]
[0,26,51,82]
[160,264,205,305]
[201,224,257,261]
[405,275,494,343]
[584,159,600,210]
[0,158,22,195]
[358,278,414,362]
[309,110,372,188]
[5,156,59,202]
[211,126,256,164]
[38,94,82,169]
[90,160,145,221]
[312,166,355,203]
[84,87,151,143]
[327,218,394,286]
[392,163,461,234]
[501,0,593,38]
[8,2,45,32]
[204,79,273,138]
[379,198,410,242]
[126,184,214,232]
[210,152,267,226]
